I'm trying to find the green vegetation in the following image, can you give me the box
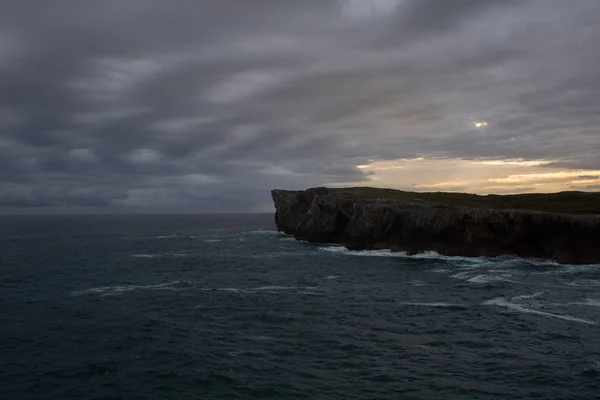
[325,187,600,215]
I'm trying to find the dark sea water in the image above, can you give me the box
[1,214,599,399]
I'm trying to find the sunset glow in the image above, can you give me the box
[350,158,600,194]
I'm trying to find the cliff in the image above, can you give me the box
[271,187,600,264]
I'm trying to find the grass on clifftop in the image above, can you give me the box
[322,187,600,215]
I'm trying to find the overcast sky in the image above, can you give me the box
[1,0,599,213]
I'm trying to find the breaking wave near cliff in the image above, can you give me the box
[2,214,599,399]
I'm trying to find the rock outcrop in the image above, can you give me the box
[271,187,600,264]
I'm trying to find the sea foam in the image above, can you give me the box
[398,302,466,308]
[72,281,188,296]
[318,246,483,263]
[483,297,597,325]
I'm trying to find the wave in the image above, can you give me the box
[482,297,597,325]
[131,252,191,258]
[200,286,320,294]
[228,349,266,357]
[324,275,340,280]
[318,246,451,259]
[72,281,189,296]
[568,299,600,307]
[247,335,273,341]
[540,264,600,276]
[318,246,397,257]
[252,285,319,291]
[511,292,544,301]
[450,270,513,284]
[318,246,600,271]
[247,251,302,259]
[582,361,600,376]
[245,229,282,235]
[466,274,513,284]
[154,234,199,240]
[318,246,511,265]
[399,302,466,308]
[215,288,245,293]
[565,280,600,287]
[404,252,488,263]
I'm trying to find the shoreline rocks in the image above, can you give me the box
[271,187,600,264]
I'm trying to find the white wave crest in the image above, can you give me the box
[318,246,402,257]
[566,280,600,287]
[154,234,199,239]
[201,286,320,294]
[131,252,191,258]
[279,237,298,242]
[482,297,597,325]
[541,265,600,275]
[217,288,245,293]
[318,246,406,257]
[245,229,281,235]
[72,281,187,296]
[318,246,496,265]
[252,285,319,291]
[568,299,600,307]
[450,271,471,280]
[407,252,486,263]
[318,246,600,270]
[399,302,465,308]
[466,274,513,284]
[511,292,544,301]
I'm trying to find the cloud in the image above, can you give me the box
[579,184,600,191]
[340,0,402,20]
[205,71,288,104]
[150,117,213,133]
[0,0,599,212]
[129,149,163,164]
[68,148,97,163]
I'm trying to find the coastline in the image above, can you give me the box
[271,187,600,264]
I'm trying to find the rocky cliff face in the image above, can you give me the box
[271,187,600,264]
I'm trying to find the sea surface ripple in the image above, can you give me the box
[1,214,599,399]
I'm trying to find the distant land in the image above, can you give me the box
[271,187,600,264]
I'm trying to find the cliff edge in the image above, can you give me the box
[271,187,600,264]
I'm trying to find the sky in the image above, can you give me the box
[1,0,599,213]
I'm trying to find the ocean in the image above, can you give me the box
[1,214,599,399]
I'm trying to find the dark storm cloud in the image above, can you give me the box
[376,0,525,46]
[1,0,599,211]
